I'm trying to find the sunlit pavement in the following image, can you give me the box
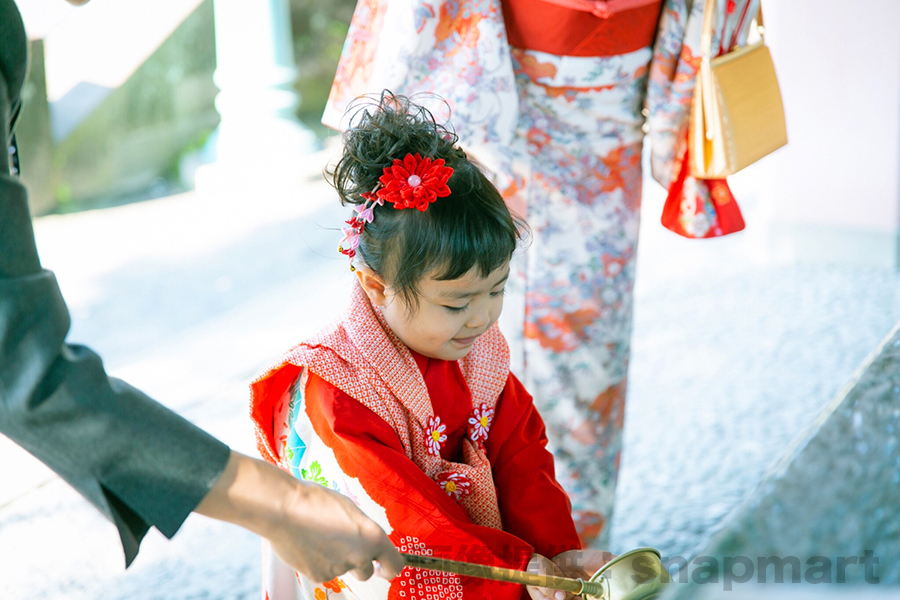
[2,150,899,598]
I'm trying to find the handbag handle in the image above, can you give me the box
[699,0,764,60]
[696,0,764,142]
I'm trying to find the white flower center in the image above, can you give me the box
[407,175,422,187]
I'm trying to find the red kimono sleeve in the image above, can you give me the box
[304,373,532,600]
[485,374,582,557]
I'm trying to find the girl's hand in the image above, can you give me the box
[551,549,617,581]
[526,553,571,600]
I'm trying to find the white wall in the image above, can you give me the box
[758,0,900,268]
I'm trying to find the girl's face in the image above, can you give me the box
[357,263,510,361]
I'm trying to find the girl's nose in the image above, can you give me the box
[466,302,490,329]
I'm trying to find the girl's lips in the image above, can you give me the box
[452,335,480,346]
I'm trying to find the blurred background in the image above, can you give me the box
[1,0,899,598]
[12,0,355,213]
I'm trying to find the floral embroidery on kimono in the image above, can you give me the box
[468,403,493,444]
[425,415,448,456]
[436,471,471,500]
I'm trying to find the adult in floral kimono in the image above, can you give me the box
[324,0,757,547]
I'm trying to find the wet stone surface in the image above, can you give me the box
[661,323,900,599]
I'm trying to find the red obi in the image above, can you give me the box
[501,0,664,56]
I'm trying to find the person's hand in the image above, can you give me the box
[525,553,571,600]
[265,472,402,582]
[551,549,616,582]
[195,451,404,583]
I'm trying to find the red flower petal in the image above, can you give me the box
[376,153,454,211]
[403,153,421,175]
[416,156,432,178]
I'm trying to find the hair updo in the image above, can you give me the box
[327,92,521,311]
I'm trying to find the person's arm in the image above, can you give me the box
[646,0,760,187]
[0,138,403,584]
[195,450,402,582]
[0,0,402,581]
[0,168,402,583]
[0,171,232,567]
[1,0,231,566]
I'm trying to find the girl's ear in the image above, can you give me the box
[355,267,389,306]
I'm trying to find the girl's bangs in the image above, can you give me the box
[425,200,518,282]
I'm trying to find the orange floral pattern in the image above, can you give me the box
[322,578,346,593]
[327,0,387,108]
[435,2,483,53]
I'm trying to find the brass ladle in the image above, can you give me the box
[403,547,670,600]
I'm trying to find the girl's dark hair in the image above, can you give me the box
[327,92,521,311]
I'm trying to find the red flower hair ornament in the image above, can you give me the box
[338,153,454,268]
[376,153,454,211]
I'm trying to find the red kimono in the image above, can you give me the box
[250,286,580,599]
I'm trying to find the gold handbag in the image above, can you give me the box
[689,0,787,179]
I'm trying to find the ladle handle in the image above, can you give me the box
[401,553,605,597]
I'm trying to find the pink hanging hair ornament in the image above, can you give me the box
[338,190,382,270]
[338,153,454,269]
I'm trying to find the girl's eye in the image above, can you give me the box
[444,304,468,314]
[490,288,506,298]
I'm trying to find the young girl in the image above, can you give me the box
[250,94,609,600]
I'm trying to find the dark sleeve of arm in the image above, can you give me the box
[0,176,231,566]
[486,373,583,557]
